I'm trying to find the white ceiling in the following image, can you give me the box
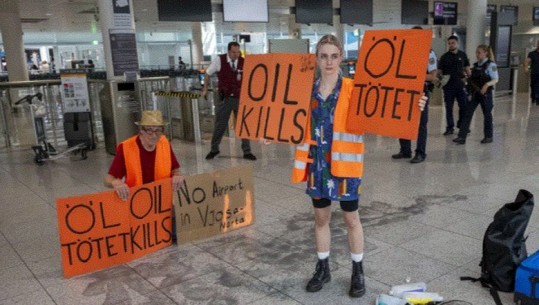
[15,0,293,32]
[12,0,539,33]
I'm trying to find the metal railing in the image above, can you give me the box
[137,76,171,110]
[0,80,63,149]
[0,76,188,151]
[151,75,218,144]
[0,79,105,150]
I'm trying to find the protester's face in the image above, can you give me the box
[228,46,241,61]
[139,125,163,148]
[476,48,487,61]
[317,44,342,76]
[448,39,459,52]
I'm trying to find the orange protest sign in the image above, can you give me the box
[56,178,173,277]
[236,53,315,144]
[347,29,432,140]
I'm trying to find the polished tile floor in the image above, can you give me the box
[1,92,538,305]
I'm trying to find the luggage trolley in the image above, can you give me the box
[14,92,88,165]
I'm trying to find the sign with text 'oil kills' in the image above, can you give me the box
[236,54,315,144]
[174,164,254,244]
[347,29,432,140]
[57,178,173,277]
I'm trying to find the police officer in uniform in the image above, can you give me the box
[392,28,438,163]
[201,41,256,160]
[438,35,471,135]
[453,45,498,144]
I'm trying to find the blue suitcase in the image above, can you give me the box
[515,250,539,305]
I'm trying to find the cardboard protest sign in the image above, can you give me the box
[347,29,432,140]
[235,54,315,144]
[174,164,254,244]
[56,178,173,277]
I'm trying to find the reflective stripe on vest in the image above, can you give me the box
[333,132,363,143]
[297,143,309,151]
[292,143,312,183]
[293,143,311,170]
[331,152,364,163]
[294,160,307,170]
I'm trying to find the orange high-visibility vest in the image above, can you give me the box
[291,77,364,183]
[123,135,172,187]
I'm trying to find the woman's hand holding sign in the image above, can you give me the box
[419,94,428,112]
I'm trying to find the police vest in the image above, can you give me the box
[122,135,172,187]
[425,50,435,92]
[291,77,364,183]
[469,60,493,93]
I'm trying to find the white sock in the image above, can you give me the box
[317,251,330,260]
[351,253,363,262]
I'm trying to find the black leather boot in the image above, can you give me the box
[306,258,331,292]
[349,261,366,297]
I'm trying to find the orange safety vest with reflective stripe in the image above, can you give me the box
[291,77,364,183]
[122,135,172,187]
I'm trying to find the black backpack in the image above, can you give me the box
[461,189,534,305]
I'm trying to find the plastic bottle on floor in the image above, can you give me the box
[375,294,410,305]
[389,282,427,298]
[402,292,444,304]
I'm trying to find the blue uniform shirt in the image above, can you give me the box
[427,50,437,74]
[477,59,499,81]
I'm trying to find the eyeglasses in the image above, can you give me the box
[141,127,163,135]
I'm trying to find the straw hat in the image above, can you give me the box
[135,110,168,126]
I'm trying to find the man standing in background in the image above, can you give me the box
[201,41,256,161]
[392,26,438,164]
[178,56,186,70]
[438,35,471,135]
[525,40,539,105]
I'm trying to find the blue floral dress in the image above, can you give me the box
[306,76,362,201]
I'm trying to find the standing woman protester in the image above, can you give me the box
[453,45,498,144]
[292,34,427,298]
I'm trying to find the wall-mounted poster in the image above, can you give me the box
[433,1,458,25]
[109,30,139,76]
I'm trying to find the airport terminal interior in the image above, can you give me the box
[2,0,539,304]
[3,91,539,305]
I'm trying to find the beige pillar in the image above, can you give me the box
[465,0,487,57]
[0,0,29,81]
[191,23,204,67]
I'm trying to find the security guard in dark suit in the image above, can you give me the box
[438,35,471,135]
